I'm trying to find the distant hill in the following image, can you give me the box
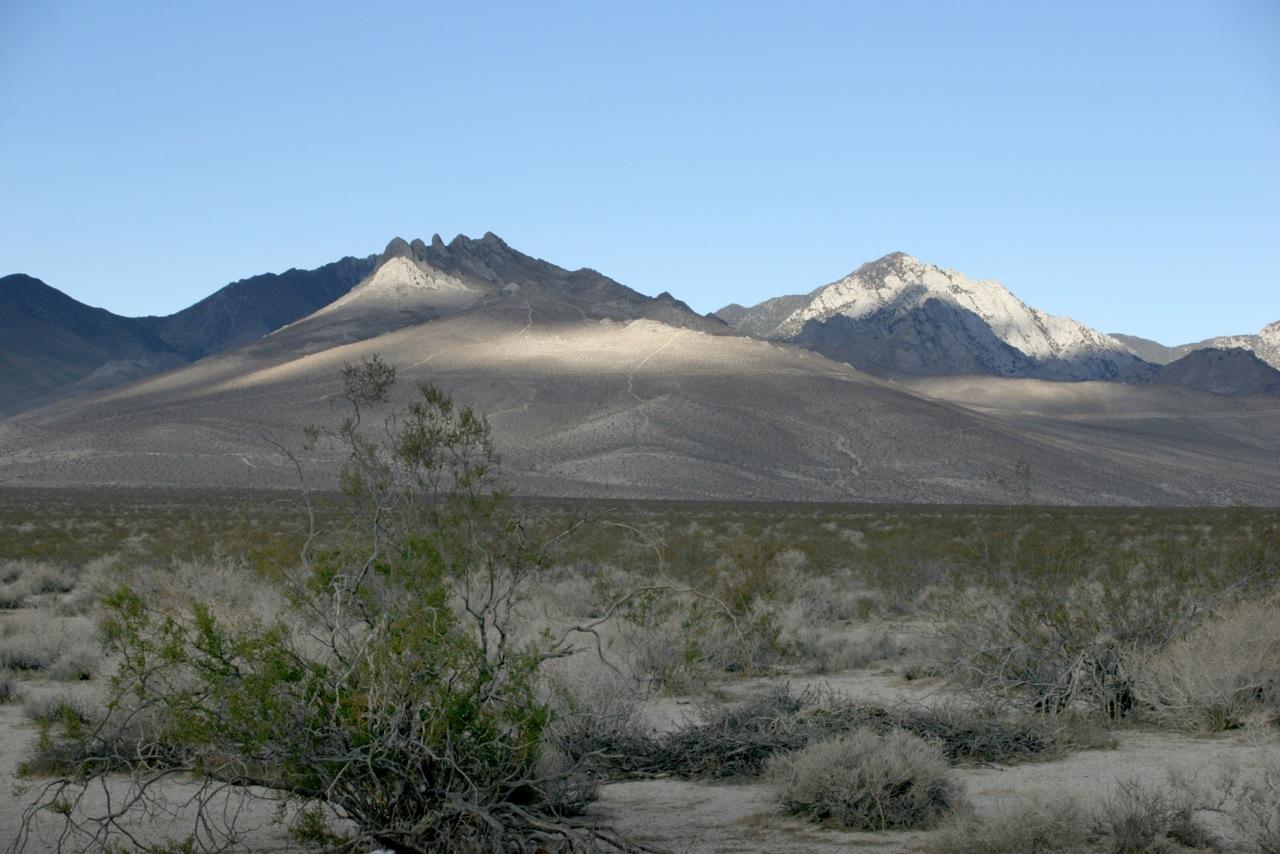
[0,274,180,415]
[0,254,377,414]
[1153,347,1280,397]
[1112,321,1280,370]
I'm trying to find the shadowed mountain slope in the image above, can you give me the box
[155,254,378,358]
[1109,333,1184,365]
[0,255,378,415]
[0,274,183,415]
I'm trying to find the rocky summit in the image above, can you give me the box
[717,253,1146,380]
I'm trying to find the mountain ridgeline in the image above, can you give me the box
[0,254,379,414]
[2,239,1278,418]
[1,235,1278,504]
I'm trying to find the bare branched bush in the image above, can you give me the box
[641,687,838,779]
[1130,597,1280,731]
[546,657,652,777]
[1213,750,1280,853]
[766,727,966,830]
[564,685,1066,785]
[920,508,1280,720]
[1097,775,1208,853]
[15,357,643,854]
[935,570,1241,718]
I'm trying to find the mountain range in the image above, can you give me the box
[1110,322,1280,370]
[0,255,378,415]
[1,236,1277,504]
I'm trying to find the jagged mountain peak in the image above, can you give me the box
[721,253,1144,380]
[382,236,414,260]
[275,232,732,345]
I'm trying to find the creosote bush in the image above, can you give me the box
[16,357,636,854]
[766,727,966,831]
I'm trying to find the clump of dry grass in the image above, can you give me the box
[22,690,100,725]
[932,775,1211,854]
[774,605,901,673]
[929,796,1094,853]
[766,727,966,830]
[46,642,103,682]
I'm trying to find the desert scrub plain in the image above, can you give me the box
[0,374,1278,851]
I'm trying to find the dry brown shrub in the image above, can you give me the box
[1130,597,1280,731]
[766,727,966,830]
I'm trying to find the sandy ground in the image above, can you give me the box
[5,676,1274,850]
[3,662,1275,852]
[0,699,301,853]
[587,710,1277,853]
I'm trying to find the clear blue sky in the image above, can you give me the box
[2,0,1277,344]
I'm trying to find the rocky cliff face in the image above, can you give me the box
[719,253,1147,380]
